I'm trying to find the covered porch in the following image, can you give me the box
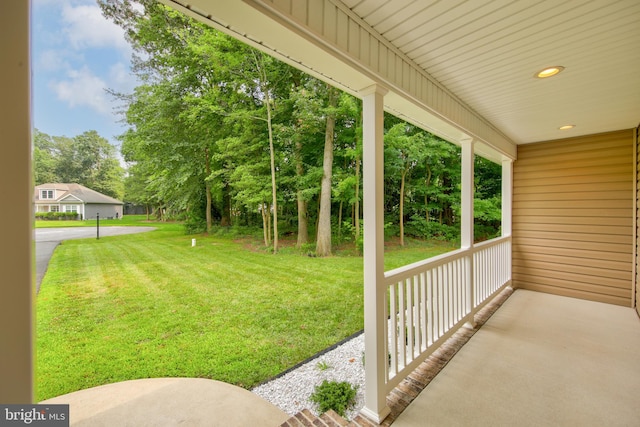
[386,288,640,426]
[1,1,639,426]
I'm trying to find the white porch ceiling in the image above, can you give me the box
[165,0,640,150]
[344,0,640,144]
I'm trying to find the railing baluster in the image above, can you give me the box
[383,236,511,388]
[406,277,413,362]
[419,272,427,352]
[437,265,443,339]
[426,269,433,347]
[389,284,397,376]
[417,275,421,351]
[398,280,406,368]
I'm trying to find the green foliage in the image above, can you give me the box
[183,212,207,235]
[316,360,331,371]
[33,129,125,199]
[309,380,358,417]
[341,220,363,253]
[97,0,504,248]
[35,212,80,221]
[405,216,459,241]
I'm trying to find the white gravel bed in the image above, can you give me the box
[251,332,366,420]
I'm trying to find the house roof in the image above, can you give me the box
[163,0,640,159]
[34,183,123,205]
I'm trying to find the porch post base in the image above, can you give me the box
[360,405,391,424]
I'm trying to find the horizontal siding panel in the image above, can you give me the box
[512,272,631,296]
[512,222,631,236]
[514,154,630,174]
[517,130,633,158]
[514,172,631,188]
[513,245,630,263]
[514,282,631,307]
[512,215,630,227]
[513,199,632,210]
[512,251,630,272]
[513,190,631,201]
[513,208,630,218]
[513,236,629,254]
[516,142,630,163]
[513,164,632,181]
[513,230,632,245]
[512,260,631,281]
[513,181,632,194]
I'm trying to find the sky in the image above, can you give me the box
[31,0,139,150]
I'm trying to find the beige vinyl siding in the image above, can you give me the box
[636,125,640,316]
[513,130,634,306]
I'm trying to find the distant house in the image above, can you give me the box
[34,183,123,220]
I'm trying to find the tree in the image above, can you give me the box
[384,123,430,246]
[316,85,339,256]
[33,128,124,199]
[33,129,60,185]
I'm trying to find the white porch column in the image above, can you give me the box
[461,140,475,326]
[501,158,513,237]
[502,158,514,286]
[360,84,391,423]
[461,141,475,249]
[0,1,34,403]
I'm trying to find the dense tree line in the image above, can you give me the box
[33,129,125,200]
[98,0,501,254]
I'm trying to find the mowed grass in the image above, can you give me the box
[36,219,455,401]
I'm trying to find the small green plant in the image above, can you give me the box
[316,360,331,371]
[309,380,358,417]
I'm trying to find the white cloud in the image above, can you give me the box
[39,49,69,72]
[108,62,137,92]
[61,2,130,54]
[50,67,112,115]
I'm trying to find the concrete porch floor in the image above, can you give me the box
[391,289,640,427]
[41,377,290,426]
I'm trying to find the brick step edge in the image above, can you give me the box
[279,409,378,427]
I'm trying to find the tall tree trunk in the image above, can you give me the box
[266,98,278,253]
[205,147,212,234]
[256,52,278,254]
[295,139,308,247]
[316,86,337,257]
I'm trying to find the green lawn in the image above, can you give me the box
[36,217,455,401]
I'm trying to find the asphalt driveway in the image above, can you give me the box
[35,226,155,293]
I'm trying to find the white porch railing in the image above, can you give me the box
[383,235,511,391]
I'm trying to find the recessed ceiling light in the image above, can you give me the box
[535,66,565,78]
[559,125,575,130]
